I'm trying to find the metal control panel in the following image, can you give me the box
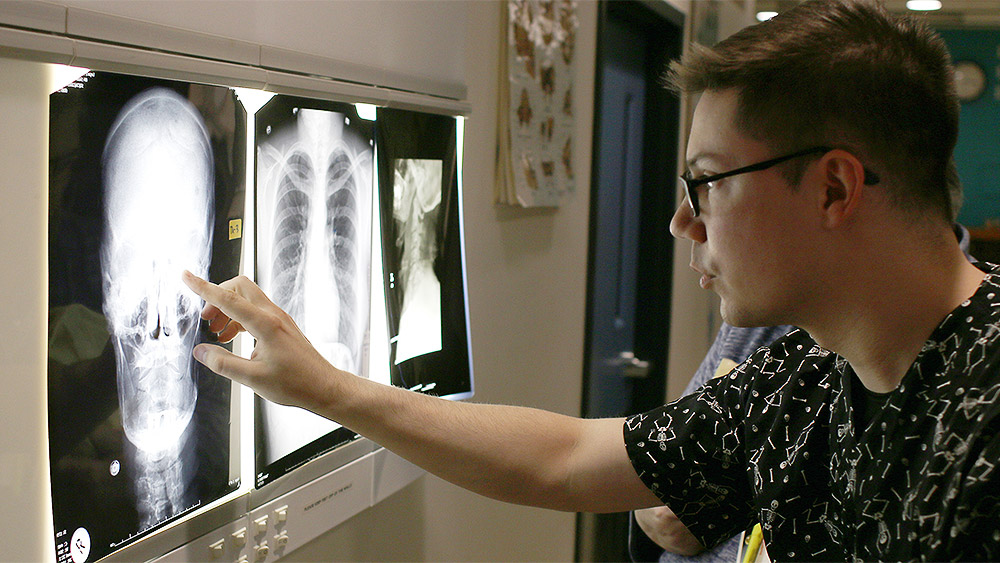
[153,449,425,562]
[155,518,251,563]
[247,453,372,562]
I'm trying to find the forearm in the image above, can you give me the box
[183,272,660,513]
[329,371,656,512]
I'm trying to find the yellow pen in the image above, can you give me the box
[742,524,763,563]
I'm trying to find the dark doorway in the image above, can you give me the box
[576,1,684,561]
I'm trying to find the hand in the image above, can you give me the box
[182,272,342,411]
[634,505,706,556]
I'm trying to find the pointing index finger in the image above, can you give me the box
[182,271,268,338]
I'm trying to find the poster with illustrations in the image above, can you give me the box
[497,0,578,207]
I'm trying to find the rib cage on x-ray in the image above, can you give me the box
[270,145,363,370]
[325,149,360,359]
[271,150,311,324]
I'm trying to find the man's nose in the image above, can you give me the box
[669,198,706,244]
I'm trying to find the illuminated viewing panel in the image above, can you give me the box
[43,63,472,563]
[254,96,375,488]
[47,70,244,563]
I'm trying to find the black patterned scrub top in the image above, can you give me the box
[624,263,1000,562]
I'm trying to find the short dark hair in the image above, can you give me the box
[666,0,959,221]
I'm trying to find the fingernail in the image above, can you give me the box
[193,345,205,363]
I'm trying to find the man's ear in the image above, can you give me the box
[817,149,867,229]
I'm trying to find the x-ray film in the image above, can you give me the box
[254,96,374,487]
[47,71,244,562]
[377,108,473,399]
[391,158,444,364]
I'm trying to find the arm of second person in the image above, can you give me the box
[183,272,663,513]
[634,505,706,556]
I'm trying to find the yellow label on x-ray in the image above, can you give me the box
[229,219,242,240]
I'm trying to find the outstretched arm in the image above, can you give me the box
[183,272,661,513]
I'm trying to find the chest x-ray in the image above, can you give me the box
[47,71,242,562]
[255,97,373,485]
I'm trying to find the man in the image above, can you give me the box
[184,1,1000,560]
[631,196,973,560]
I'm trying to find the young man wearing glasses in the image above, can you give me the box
[184,1,999,560]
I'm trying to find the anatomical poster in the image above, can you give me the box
[376,108,473,400]
[497,0,578,207]
[254,95,373,487]
[47,70,243,562]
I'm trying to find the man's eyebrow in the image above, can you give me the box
[685,152,723,170]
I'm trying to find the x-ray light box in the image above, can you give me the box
[32,61,474,563]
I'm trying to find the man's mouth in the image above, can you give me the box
[691,262,716,289]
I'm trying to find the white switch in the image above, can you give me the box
[274,505,288,525]
[237,556,250,563]
[208,539,225,559]
[274,532,289,549]
[254,542,269,562]
[232,526,248,546]
[254,515,269,535]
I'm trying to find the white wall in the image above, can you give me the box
[0,56,53,563]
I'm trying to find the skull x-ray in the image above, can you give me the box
[101,87,212,525]
[254,96,373,485]
[376,108,473,400]
[47,71,242,562]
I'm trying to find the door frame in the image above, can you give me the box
[576,0,685,560]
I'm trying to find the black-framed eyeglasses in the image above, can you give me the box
[679,146,880,216]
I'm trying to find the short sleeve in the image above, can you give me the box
[624,372,755,549]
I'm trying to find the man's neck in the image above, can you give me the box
[805,227,984,393]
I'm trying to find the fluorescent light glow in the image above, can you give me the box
[232,87,274,117]
[906,0,942,10]
[355,102,378,121]
[49,65,90,94]
[756,11,779,21]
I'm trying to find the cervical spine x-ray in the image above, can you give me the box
[376,107,473,400]
[392,158,444,364]
[47,71,242,563]
[255,97,373,485]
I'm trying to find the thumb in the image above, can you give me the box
[193,342,257,383]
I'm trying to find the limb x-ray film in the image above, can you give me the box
[254,96,374,487]
[47,71,244,562]
[377,108,473,399]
